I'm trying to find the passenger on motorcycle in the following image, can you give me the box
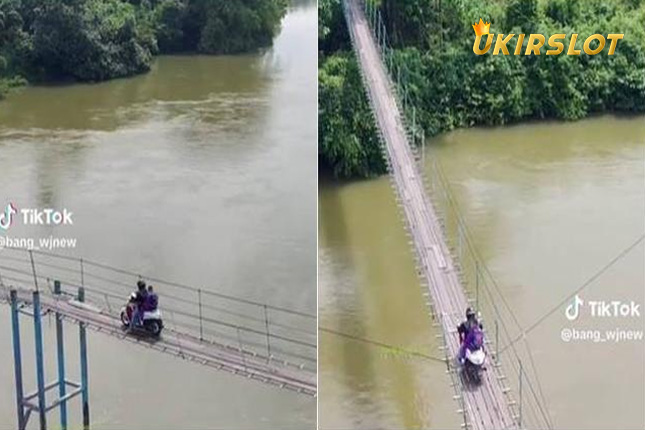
[144,285,158,312]
[457,307,483,364]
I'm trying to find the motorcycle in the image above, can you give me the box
[120,293,163,337]
[459,327,486,385]
[463,346,486,385]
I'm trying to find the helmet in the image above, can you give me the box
[137,280,146,290]
[466,307,475,320]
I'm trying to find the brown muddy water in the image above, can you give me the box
[0,1,317,429]
[319,115,644,429]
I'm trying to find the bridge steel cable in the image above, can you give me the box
[342,1,561,428]
[1,283,316,396]
[25,247,315,319]
[318,327,446,364]
[432,159,554,428]
[424,102,553,430]
[0,252,317,338]
[0,248,316,328]
[0,249,317,395]
[0,265,316,367]
[342,0,527,428]
[501,233,645,353]
[0,260,315,351]
[380,15,552,429]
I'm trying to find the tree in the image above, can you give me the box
[154,0,185,52]
[319,54,385,177]
[319,0,645,178]
[0,0,289,87]
[31,0,153,81]
[505,0,538,33]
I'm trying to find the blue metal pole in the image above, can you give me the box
[78,287,90,430]
[10,289,26,430]
[54,281,67,430]
[32,291,47,430]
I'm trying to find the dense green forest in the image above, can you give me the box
[319,0,645,178]
[0,0,286,98]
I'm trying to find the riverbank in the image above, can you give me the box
[0,0,287,97]
[318,0,645,179]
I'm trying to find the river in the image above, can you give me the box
[319,115,645,429]
[0,1,317,428]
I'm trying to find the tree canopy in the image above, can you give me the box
[319,0,645,178]
[0,0,286,99]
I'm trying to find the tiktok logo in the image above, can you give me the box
[0,202,18,231]
[565,294,584,321]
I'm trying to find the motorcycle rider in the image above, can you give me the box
[144,285,158,312]
[129,280,148,331]
[457,307,483,364]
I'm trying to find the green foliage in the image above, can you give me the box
[319,0,348,54]
[31,0,153,81]
[505,0,538,33]
[320,0,645,178]
[0,74,26,99]
[196,0,287,54]
[319,54,386,178]
[0,0,287,85]
[154,0,287,54]
[154,0,185,52]
[545,0,581,26]
[318,0,386,178]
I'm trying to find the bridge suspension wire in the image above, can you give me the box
[319,326,445,364]
[0,253,316,337]
[428,147,554,429]
[0,282,316,396]
[25,247,316,319]
[0,248,316,325]
[393,30,553,430]
[0,248,316,370]
[431,160,554,429]
[0,260,316,341]
[501,233,645,354]
[349,0,555,427]
[0,264,316,355]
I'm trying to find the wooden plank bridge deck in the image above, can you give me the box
[1,286,316,397]
[343,0,517,428]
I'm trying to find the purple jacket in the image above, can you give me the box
[464,326,484,351]
[142,293,158,312]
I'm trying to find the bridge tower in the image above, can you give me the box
[9,282,91,430]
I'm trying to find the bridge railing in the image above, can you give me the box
[352,1,553,428]
[427,159,553,430]
[0,248,316,372]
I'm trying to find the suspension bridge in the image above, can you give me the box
[343,0,555,428]
[0,247,317,399]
